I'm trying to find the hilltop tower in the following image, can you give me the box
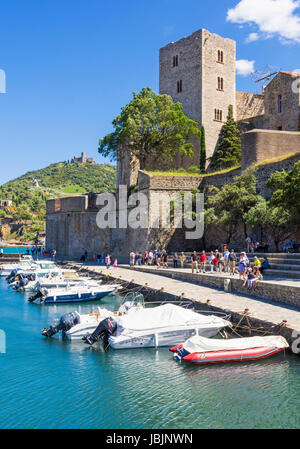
[159,29,236,167]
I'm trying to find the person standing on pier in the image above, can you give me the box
[148,250,154,265]
[191,251,199,274]
[208,251,214,272]
[228,250,237,276]
[173,252,179,268]
[130,251,135,266]
[180,252,186,268]
[224,248,230,272]
[105,254,111,269]
[162,250,168,268]
[238,252,248,280]
[199,250,207,273]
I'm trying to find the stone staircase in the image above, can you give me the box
[166,252,300,280]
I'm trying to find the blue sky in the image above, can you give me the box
[1,0,300,184]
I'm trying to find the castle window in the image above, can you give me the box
[177,80,182,93]
[217,50,224,63]
[172,55,178,67]
[217,77,224,90]
[278,95,282,113]
[214,109,223,121]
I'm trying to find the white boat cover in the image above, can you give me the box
[116,304,229,332]
[183,335,289,354]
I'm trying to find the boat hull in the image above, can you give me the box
[181,346,285,365]
[43,290,116,304]
[109,326,224,349]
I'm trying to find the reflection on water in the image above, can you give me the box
[0,279,300,429]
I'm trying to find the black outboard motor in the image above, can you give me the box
[27,274,36,282]
[41,311,80,337]
[28,288,47,303]
[6,269,19,283]
[83,317,117,346]
[14,277,29,291]
[19,278,29,288]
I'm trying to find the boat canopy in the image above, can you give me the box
[183,335,289,354]
[116,304,229,333]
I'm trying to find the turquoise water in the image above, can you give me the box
[0,278,300,429]
[1,247,29,254]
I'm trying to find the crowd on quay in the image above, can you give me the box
[128,244,271,291]
[79,251,119,269]
[24,246,55,259]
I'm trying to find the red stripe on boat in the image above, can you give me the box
[183,347,284,365]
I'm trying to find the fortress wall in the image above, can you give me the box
[46,210,112,259]
[236,91,264,121]
[242,129,300,168]
[46,154,300,259]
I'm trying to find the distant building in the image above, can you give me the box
[0,200,12,208]
[32,178,39,188]
[72,152,95,165]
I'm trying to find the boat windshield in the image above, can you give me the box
[120,292,145,308]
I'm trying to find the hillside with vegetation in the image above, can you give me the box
[0,161,116,242]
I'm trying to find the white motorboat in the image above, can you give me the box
[42,293,145,340]
[13,275,103,293]
[0,255,35,277]
[83,303,231,349]
[29,283,120,304]
[6,266,77,283]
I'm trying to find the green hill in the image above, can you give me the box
[0,161,116,242]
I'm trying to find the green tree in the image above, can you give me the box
[266,161,300,222]
[98,87,201,169]
[200,125,206,173]
[210,105,241,170]
[207,167,261,244]
[244,197,297,252]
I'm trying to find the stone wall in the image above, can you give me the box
[236,91,264,121]
[241,129,300,168]
[46,195,111,260]
[263,72,300,131]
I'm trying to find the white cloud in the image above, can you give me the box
[236,59,255,76]
[227,0,300,43]
[245,32,260,43]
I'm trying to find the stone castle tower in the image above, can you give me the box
[159,28,236,167]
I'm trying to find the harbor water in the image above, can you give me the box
[0,278,300,429]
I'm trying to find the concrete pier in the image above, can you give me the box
[68,263,300,349]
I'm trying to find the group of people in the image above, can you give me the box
[82,252,118,269]
[245,235,268,253]
[190,249,238,275]
[26,246,52,259]
[129,250,187,269]
[129,250,170,268]
[129,248,271,290]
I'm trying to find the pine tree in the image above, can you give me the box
[200,125,206,173]
[210,105,241,170]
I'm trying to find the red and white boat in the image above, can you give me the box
[170,335,289,365]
